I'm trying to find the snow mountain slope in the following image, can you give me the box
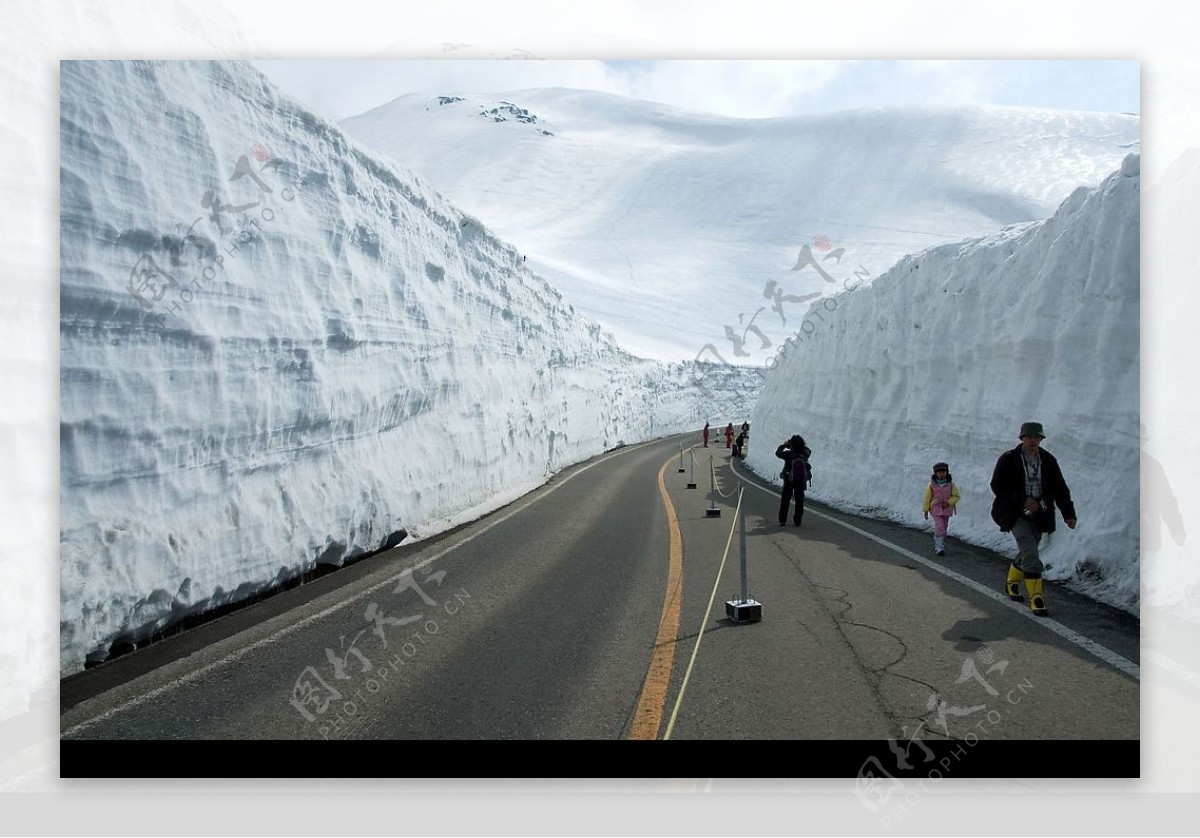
[342,89,1139,362]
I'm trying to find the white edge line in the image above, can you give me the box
[729,462,1141,682]
[63,436,670,736]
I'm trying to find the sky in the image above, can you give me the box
[254,58,1141,123]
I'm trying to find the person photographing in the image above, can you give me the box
[775,434,812,527]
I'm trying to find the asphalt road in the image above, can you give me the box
[662,447,1139,743]
[61,434,1139,746]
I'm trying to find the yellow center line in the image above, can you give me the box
[627,453,686,740]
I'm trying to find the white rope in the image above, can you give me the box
[709,455,739,500]
[664,487,743,739]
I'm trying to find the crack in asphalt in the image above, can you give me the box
[802,571,950,741]
[781,553,903,737]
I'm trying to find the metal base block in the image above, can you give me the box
[678,467,686,473]
[725,599,762,623]
[686,482,697,489]
[705,508,722,517]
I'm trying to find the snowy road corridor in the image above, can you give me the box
[60,434,1138,746]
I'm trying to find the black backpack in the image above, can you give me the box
[787,448,812,486]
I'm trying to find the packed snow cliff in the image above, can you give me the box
[747,155,1140,613]
[58,61,747,674]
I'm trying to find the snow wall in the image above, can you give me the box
[58,61,749,673]
[746,154,1140,613]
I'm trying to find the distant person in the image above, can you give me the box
[703,422,710,448]
[725,423,735,449]
[990,422,1077,616]
[922,462,960,556]
[733,431,746,459]
[741,421,750,437]
[775,435,812,526]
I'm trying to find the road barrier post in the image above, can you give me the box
[705,456,721,517]
[726,487,762,623]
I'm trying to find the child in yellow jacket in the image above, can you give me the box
[923,462,960,556]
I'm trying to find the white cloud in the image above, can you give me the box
[599,60,848,118]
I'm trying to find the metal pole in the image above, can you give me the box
[709,457,716,507]
[724,485,760,623]
[705,456,721,517]
[687,449,697,488]
[678,442,686,472]
[738,487,748,602]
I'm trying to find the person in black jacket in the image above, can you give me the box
[990,421,1077,616]
[775,435,811,526]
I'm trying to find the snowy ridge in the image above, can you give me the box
[343,91,1139,362]
[746,155,1140,612]
[59,61,731,674]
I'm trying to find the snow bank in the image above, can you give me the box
[59,61,737,674]
[746,155,1140,612]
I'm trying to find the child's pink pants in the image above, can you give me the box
[932,514,950,538]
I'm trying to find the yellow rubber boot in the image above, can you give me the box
[1025,577,1047,616]
[1006,564,1025,602]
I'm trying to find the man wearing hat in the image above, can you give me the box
[989,422,1077,615]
